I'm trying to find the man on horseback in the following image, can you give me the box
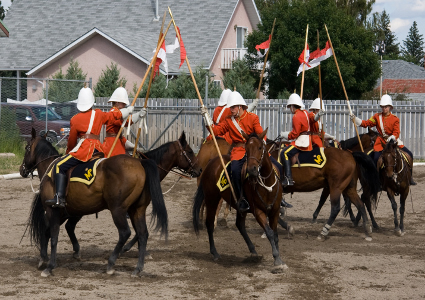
[102,87,145,156]
[201,91,264,212]
[279,93,312,186]
[45,87,135,208]
[308,98,334,147]
[350,94,416,185]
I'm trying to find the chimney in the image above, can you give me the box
[153,0,160,21]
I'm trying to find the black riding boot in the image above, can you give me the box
[232,179,250,213]
[45,173,67,208]
[280,197,293,208]
[281,159,294,186]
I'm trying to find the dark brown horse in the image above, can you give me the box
[193,129,287,271]
[380,139,412,236]
[20,128,168,277]
[122,132,201,252]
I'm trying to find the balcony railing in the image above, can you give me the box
[221,48,247,69]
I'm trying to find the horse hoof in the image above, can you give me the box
[106,268,115,275]
[365,236,372,242]
[131,270,142,278]
[288,225,295,236]
[271,264,288,274]
[395,230,402,237]
[311,218,317,224]
[317,234,327,241]
[73,252,81,260]
[145,254,153,260]
[213,255,221,261]
[41,269,51,277]
[261,232,267,239]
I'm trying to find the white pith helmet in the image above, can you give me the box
[309,98,325,111]
[217,89,231,106]
[77,87,95,112]
[380,94,393,107]
[287,93,304,108]
[227,91,247,109]
[108,87,129,106]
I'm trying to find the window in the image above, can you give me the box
[213,80,221,87]
[15,107,31,121]
[236,27,248,49]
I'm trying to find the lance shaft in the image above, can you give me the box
[324,24,363,152]
[300,24,309,99]
[256,18,276,100]
[168,7,238,202]
[133,11,167,157]
[108,19,173,158]
[317,30,324,144]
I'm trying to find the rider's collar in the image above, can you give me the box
[237,110,247,121]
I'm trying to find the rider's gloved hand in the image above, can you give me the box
[387,135,396,142]
[314,109,325,121]
[280,131,289,140]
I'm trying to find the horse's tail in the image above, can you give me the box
[140,159,168,239]
[192,183,205,235]
[28,192,47,249]
[351,151,380,211]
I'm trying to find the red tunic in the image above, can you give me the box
[308,111,323,147]
[66,108,122,162]
[102,107,129,157]
[210,111,265,160]
[288,109,313,151]
[360,112,403,152]
[206,106,233,144]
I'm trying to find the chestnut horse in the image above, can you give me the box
[20,128,168,277]
[193,129,287,271]
[380,139,412,236]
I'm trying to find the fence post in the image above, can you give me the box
[45,79,49,133]
[0,79,2,131]
[16,71,20,101]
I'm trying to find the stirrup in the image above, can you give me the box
[281,176,294,187]
[237,197,250,213]
[45,195,66,208]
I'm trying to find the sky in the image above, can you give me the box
[1,0,424,48]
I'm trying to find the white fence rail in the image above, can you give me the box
[95,98,425,159]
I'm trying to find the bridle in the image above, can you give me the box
[21,141,59,177]
[175,139,198,178]
[382,146,406,185]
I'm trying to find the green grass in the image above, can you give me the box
[0,153,24,175]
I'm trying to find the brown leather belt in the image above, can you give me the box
[300,131,311,136]
[82,133,100,140]
[233,142,245,148]
[105,132,122,138]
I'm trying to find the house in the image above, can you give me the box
[376,60,425,101]
[0,19,8,37]
[0,0,260,101]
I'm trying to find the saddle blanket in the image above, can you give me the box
[278,147,327,168]
[48,158,106,185]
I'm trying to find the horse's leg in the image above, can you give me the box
[41,208,61,277]
[214,198,223,228]
[38,228,50,269]
[223,201,230,222]
[345,187,372,241]
[317,189,342,241]
[278,217,295,237]
[107,209,132,275]
[65,216,82,259]
[123,234,138,253]
[199,201,205,228]
[361,192,379,229]
[312,186,330,223]
[235,212,258,257]
[399,188,408,236]
[129,206,149,277]
[205,197,221,261]
[344,195,359,226]
[387,189,401,235]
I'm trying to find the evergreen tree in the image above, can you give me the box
[94,62,127,97]
[46,58,87,102]
[335,0,375,26]
[222,59,257,99]
[370,10,399,59]
[401,21,425,66]
[0,1,6,20]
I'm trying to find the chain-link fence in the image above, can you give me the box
[0,77,90,152]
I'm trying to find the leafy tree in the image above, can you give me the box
[222,59,257,99]
[46,58,87,103]
[401,21,424,66]
[335,0,375,26]
[369,10,400,59]
[94,62,127,97]
[246,0,380,100]
[0,1,6,20]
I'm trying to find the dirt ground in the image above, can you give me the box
[0,167,424,300]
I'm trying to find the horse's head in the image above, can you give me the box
[20,128,40,178]
[364,128,379,149]
[176,131,202,177]
[242,128,268,179]
[381,139,399,179]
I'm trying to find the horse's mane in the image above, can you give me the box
[143,142,173,164]
[383,139,397,152]
[35,138,59,160]
[339,134,365,150]
[247,132,259,139]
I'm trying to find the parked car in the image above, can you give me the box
[50,102,79,121]
[0,103,70,143]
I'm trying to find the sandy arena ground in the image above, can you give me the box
[0,168,424,299]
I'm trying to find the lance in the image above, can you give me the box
[107,19,173,158]
[324,24,363,152]
[300,24,309,100]
[256,18,276,100]
[317,30,325,145]
[168,7,238,202]
[132,11,167,157]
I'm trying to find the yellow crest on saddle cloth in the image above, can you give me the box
[278,147,327,168]
[217,161,232,192]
